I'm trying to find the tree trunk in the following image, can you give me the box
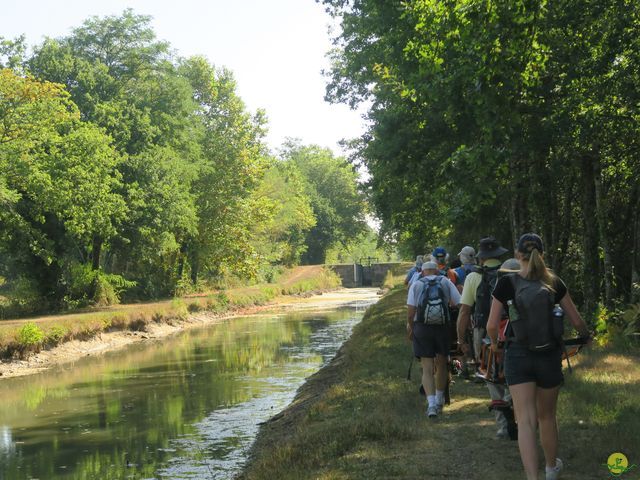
[92,236,102,271]
[581,155,600,319]
[190,247,199,285]
[593,158,614,304]
[508,156,528,248]
[554,182,573,275]
[631,185,640,303]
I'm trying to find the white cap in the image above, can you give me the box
[421,261,438,271]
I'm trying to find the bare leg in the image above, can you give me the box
[435,354,448,391]
[421,357,436,396]
[537,386,560,468]
[510,382,539,480]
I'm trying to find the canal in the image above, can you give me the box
[0,289,379,480]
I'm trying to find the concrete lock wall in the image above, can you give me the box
[328,263,402,288]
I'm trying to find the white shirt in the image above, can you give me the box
[408,271,422,286]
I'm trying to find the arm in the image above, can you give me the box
[407,305,416,340]
[559,292,590,338]
[487,298,504,351]
[445,278,461,308]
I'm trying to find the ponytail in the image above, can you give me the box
[522,248,556,292]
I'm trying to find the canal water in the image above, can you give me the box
[0,290,378,480]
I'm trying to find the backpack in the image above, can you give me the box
[472,266,500,329]
[416,277,450,325]
[507,274,564,351]
[454,264,474,286]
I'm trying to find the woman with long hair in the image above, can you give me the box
[487,233,591,480]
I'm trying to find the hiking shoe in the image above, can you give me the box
[426,405,438,418]
[545,458,563,480]
[436,403,444,415]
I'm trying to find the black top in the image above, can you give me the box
[492,273,568,307]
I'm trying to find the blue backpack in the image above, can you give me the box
[454,264,475,286]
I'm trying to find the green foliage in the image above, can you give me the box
[45,325,68,346]
[65,263,135,307]
[325,227,400,264]
[280,141,368,265]
[17,322,44,347]
[622,304,640,336]
[321,0,640,314]
[249,161,316,266]
[0,10,371,317]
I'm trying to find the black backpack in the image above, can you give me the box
[507,275,564,351]
[416,277,450,325]
[472,266,500,329]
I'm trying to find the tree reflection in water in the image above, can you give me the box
[0,302,375,479]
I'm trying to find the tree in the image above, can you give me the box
[321,0,640,313]
[0,69,125,309]
[281,141,367,264]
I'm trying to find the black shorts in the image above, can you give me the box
[412,322,450,359]
[504,343,564,388]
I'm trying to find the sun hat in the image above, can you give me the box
[458,246,476,265]
[476,237,509,260]
[499,258,520,272]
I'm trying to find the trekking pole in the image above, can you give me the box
[561,341,573,374]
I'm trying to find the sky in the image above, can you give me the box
[1,0,368,155]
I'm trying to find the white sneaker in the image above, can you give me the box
[545,458,563,480]
[426,405,438,418]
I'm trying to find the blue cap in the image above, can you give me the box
[432,246,447,257]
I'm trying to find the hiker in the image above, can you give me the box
[404,255,424,287]
[407,261,461,418]
[457,238,510,437]
[453,246,477,293]
[480,258,521,439]
[431,246,458,284]
[457,237,508,366]
[487,233,592,480]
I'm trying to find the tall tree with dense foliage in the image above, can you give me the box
[321,0,640,315]
[281,141,368,264]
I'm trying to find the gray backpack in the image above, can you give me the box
[417,277,450,325]
[507,275,563,351]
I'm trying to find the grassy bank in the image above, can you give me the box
[239,285,640,480]
[0,266,341,360]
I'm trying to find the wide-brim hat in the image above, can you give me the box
[476,236,509,259]
[499,258,520,272]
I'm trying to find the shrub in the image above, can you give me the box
[106,314,128,331]
[188,301,203,313]
[65,263,137,307]
[17,322,45,348]
[45,325,68,346]
[170,298,189,320]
